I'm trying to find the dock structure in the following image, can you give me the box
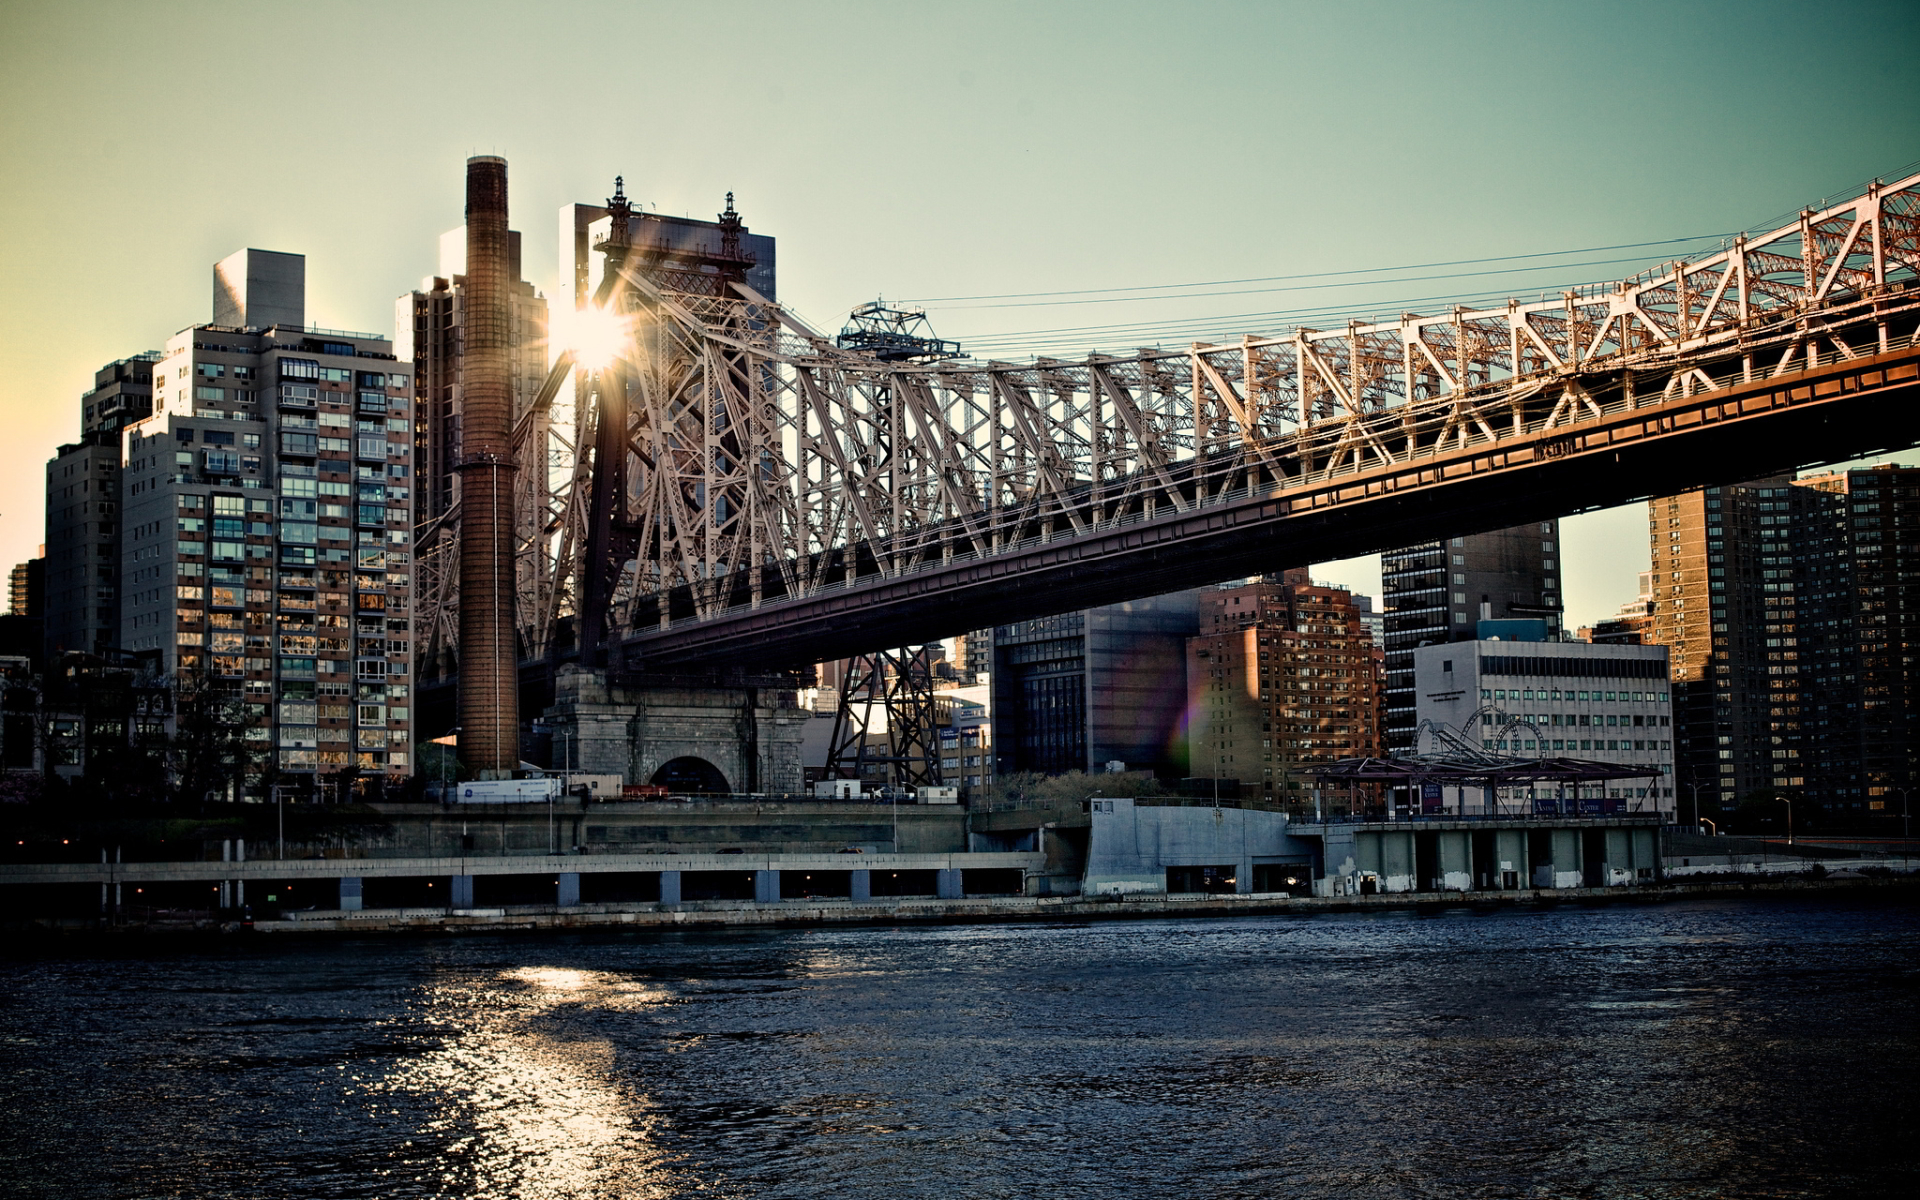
[0,793,1754,930]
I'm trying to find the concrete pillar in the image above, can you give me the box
[1379,830,1415,892]
[1550,829,1582,889]
[754,869,779,904]
[936,868,963,899]
[1237,857,1254,894]
[1605,829,1632,885]
[339,876,363,912]
[1355,831,1382,879]
[557,872,581,907]
[1495,830,1528,888]
[450,874,475,909]
[1438,832,1472,890]
[658,870,681,905]
[849,869,871,902]
[1633,828,1658,881]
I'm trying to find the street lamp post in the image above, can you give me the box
[1782,795,1793,846]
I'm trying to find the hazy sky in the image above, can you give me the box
[3,0,1916,626]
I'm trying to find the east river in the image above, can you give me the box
[1,893,1914,1198]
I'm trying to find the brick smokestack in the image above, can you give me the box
[457,155,519,776]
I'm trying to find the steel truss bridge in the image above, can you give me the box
[416,171,1920,678]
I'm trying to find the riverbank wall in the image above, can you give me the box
[8,874,1914,939]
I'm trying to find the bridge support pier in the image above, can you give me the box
[849,869,871,902]
[754,870,780,904]
[556,872,580,907]
[658,870,681,906]
[543,665,809,794]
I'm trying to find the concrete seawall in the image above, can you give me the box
[10,875,1911,938]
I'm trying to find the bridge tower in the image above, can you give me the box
[813,306,965,791]
[537,178,811,795]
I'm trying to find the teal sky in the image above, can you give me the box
[3,0,1916,625]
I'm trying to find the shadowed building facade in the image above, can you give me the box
[1186,571,1385,809]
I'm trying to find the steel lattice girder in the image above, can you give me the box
[502,171,1920,670]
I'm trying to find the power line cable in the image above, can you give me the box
[947,278,1611,351]
[898,234,1725,305]
[929,252,1704,312]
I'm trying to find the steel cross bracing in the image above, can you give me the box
[433,171,1920,673]
[821,647,945,790]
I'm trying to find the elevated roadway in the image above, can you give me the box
[625,334,1920,669]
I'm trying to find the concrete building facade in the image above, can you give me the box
[44,439,123,659]
[1643,467,1918,824]
[44,352,161,663]
[1380,521,1563,750]
[992,591,1200,779]
[1081,797,1315,895]
[1798,465,1919,819]
[81,351,161,439]
[114,255,415,795]
[1412,639,1677,815]
[1185,571,1385,809]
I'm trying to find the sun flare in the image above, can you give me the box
[565,304,629,370]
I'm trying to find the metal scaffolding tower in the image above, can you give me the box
[822,647,944,790]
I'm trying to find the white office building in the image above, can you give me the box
[1412,640,1676,816]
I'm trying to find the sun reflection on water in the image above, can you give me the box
[356,965,700,1199]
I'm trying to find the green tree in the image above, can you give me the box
[992,769,1170,806]
[166,665,258,810]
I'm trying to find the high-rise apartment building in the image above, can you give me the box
[398,228,550,527]
[1798,465,1920,816]
[7,557,40,617]
[954,629,993,686]
[398,228,549,681]
[45,438,125,658]
[45,351,158,661]
[1644,476,1787,809]
[1380,522,1563,749]
[81,352,161,438]
[115,250,415,797]
[1185,571,1385,808]
[1645,466,1918,822]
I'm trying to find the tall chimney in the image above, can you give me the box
[457,155,519,777]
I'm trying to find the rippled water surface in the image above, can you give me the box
[2,894,1916,1198]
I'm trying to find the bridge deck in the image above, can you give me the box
[623,339,1920,669]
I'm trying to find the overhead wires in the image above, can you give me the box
[908,233,1737,360]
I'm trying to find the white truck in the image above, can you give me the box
[455,778,562,804]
